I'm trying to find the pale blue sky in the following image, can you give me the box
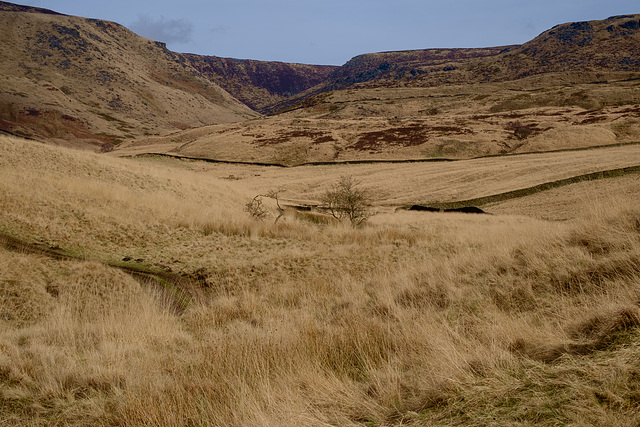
[15,1,640,65]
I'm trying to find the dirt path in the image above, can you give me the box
[0,232,201,315]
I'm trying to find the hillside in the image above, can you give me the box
[266,45,518,113]
[293,14,640,95]
[266,14,640,115]
[182,54,338,113]
[117,15,640,164]
[2,1,639,158]
[117,76,640,165]
[0,1,258,149]
[1,3,640,425]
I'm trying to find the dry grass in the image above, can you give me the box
[123,143,640,211]
[1,135,640,425]
[115,77,640,165]
[488,174,640,220]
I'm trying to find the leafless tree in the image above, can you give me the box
[244,195,269,221]
[321,176,373,226]
[245,187,286,223]
[265,188,286,223]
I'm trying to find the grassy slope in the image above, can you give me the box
[123,143,640,211]
[487,173,640,220]
[116,75,640,165]
[0,8,258,149]
[1,135,639,426]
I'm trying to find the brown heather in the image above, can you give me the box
[1,135,639,425]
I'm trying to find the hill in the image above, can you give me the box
[2,2,639,158]
[116,15,640,164]
[266,45,518,113]
[0,1,258,149]
[286,14,640,97]
[0,1,340,148]
[8,6,633,185]
[1,3,640,424]
[117,75,640,165]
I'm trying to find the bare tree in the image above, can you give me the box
[244,195,269,221]
[245,187,286,223]
[265,188,286,223]
[322,176,373,226]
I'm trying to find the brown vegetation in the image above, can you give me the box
[2,4,640,426]
[321,176,373,226]
[1,135,640,425]
[3,4,640,156]
[183,54,338,113]
[349,124,473,152]
[117,78,640,163]
[0,4,257,148]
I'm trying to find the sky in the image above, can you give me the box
[15,1,640,65]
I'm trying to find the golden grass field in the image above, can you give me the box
[1,134,640,426]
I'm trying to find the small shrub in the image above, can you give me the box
[244,195,269,221]
[505,121,535,140]
[321,176,373,226]
[98,142,114,153]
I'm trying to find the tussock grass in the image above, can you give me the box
[0,135,264,256]
[1,135,639,425]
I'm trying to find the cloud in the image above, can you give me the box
[130,15,193,44]
[209,25,230,36]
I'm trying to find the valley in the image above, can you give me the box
[1,132,639,426]
[1,2,639,426]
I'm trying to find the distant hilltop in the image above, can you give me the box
[0,1,639,148]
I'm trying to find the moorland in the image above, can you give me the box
[1,2,640,426]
